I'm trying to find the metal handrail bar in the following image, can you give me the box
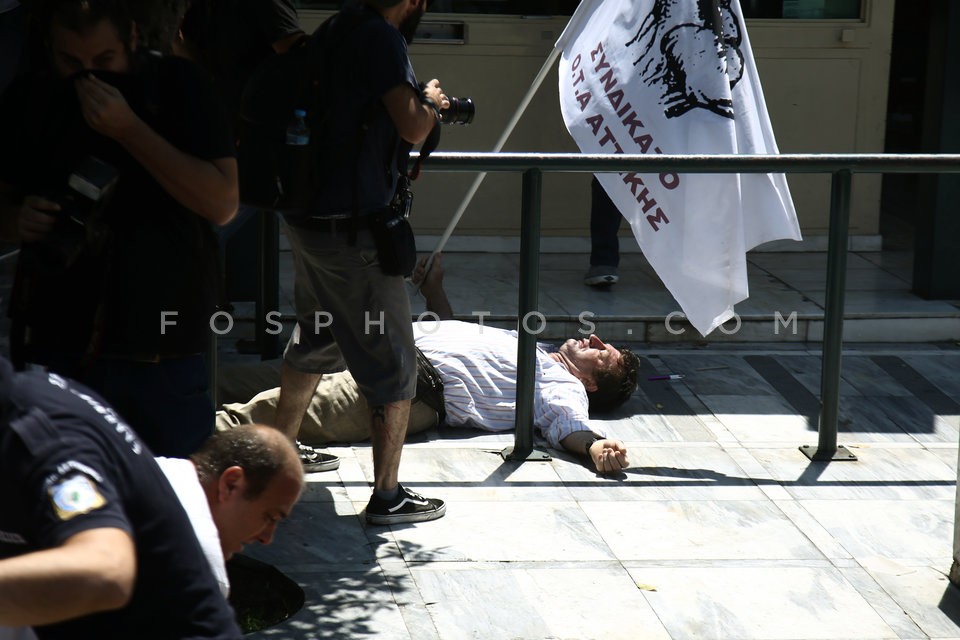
[419,152,960,174]
[417,152,960,463]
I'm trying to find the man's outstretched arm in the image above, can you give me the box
[560,431,630,475]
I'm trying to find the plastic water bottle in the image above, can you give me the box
[280,109,312,207]
[285,109,310,146]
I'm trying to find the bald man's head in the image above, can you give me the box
[192,425,303,500]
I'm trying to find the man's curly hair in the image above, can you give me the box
[587,347,640,413]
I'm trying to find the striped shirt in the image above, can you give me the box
[412,320,598,448]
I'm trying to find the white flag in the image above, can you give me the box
[556,0,801,336]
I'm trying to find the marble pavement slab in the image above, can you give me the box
[836,396,936,443]
[244,501,374,571]
[902,353,960,400]
[379,501,613,563]
[657,354,780,396]
[556,443,767,502]
[410,563,671,640]
[748,446,957,500]
[355,445,575,503]
[698,394,817,444]
[930,446,960,470]
[858,561,960,639]
[799,499,954,562]
[626,566,896,640]
[587,394,717,443]
[580,499,824,561]
[252,569,414,640]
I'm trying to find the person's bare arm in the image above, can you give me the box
[412,253,453,320]
[560,431,629,474]
[382,79,448,145]
[0,528,136,626]
[75,75,238,226]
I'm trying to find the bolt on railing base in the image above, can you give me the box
[501,447,552,462]
[799,445,857,462]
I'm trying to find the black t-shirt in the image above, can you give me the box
[180,0,301,126]
[0,358,242,639]
[0,54,235,358]
[290,3,418,220]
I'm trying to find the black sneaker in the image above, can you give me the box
[296,440,340,473]
[584,264,619,287]
[365,484,446,525]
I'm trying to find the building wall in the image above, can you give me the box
[300,1,895,250]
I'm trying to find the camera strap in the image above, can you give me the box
[407,120,441,181]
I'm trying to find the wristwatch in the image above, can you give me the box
[584,435,603,459]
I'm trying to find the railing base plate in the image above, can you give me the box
[501,447,551,462]
[799,445,857,461]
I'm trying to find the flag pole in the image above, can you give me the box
[424,45,562,272]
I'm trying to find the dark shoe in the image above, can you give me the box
[296,440,340,472]
[584,265,619,287]
[365,484,446,525]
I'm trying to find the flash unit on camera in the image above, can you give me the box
[67,156,118,202]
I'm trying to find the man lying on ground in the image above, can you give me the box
[218,255,639,475]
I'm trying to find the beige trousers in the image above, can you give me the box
[215,361,438,445]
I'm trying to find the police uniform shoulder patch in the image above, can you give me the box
[49,474,107,521]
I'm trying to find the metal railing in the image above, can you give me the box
[420,152,960,463]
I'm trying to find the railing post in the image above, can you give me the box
[801,169,857,462]
[503,168,551,463]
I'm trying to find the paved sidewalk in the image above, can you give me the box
[245,342,960,639]
[233,249,960,639]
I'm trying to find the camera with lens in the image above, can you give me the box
[43,156,118,266]
[439,96,475,125]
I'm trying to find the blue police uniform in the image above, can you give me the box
[0,358,241,639]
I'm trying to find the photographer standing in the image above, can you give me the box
[0,0,238,457]
[273,0,447,524]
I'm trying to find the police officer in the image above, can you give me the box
[0,356,242,639]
